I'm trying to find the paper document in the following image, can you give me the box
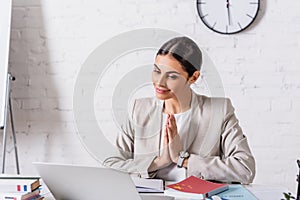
[131,177,164,193]
[218,184,258,200]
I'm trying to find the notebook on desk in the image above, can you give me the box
[33,162,173,200]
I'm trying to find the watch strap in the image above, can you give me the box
[177,157,185,168]
[177,151,189,168]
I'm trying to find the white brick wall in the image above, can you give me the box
[1,0,300,194]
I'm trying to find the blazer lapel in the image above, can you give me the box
[198,96,223,157]
[186,92,202,152]
[135,98,163,157]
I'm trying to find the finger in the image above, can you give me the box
[166,114,171,127]
[166,125,175,140]
[167,115,174,130]
[164,126,169,145]
[168,114,177,129]
[167,120,177,139]
[167,114,171,127]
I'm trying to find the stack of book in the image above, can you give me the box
[164,176,258,200]
[0,175,44,200]
[165,176,229,199]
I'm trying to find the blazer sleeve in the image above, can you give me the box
[102,100,156,178]
[187,98,256,184]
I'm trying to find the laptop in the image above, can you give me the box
[33,162,174,200]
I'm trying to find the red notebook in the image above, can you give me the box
[165,176,228,199]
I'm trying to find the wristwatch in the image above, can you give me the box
[177,151,190,168]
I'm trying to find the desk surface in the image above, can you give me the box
[246,184,289,199]
[41,182,289,200]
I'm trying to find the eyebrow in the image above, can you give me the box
[153,64,181,75]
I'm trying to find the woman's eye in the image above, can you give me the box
[168,74,178,80]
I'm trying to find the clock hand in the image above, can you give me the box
[226,0,231,25]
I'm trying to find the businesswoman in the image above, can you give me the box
[103,36,255,184]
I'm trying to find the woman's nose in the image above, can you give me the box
[157,74,167,86]
[152,72,167,86]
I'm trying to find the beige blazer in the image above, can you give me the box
[103,92,255,184]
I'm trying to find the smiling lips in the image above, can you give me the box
[155,87,170,94]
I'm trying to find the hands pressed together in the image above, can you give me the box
[150,114,186,171]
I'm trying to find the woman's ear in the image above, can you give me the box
[188,71,200,84]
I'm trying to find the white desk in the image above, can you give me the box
[41,183,290,200]
[246,184,289,199]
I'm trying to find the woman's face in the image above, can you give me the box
[152,54,191,101]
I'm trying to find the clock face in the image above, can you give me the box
[196,0,260,34]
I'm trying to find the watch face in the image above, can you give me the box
[196,0,260,34]
[180,151,190,158]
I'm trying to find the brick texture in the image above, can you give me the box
[1,0,299,193]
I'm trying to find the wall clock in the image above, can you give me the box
[196,0,260,34]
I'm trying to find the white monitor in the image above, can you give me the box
[33,162,173,200]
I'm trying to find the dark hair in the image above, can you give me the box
[156,36,202,77]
